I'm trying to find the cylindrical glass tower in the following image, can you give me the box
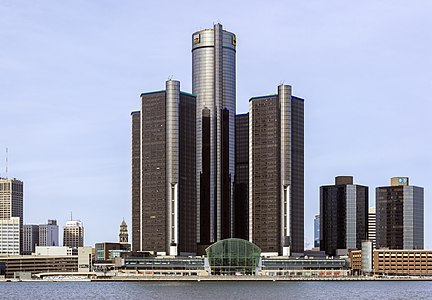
[192,23,236,246]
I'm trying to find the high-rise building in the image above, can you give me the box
[39,219,59,247]
[0,217,20,254]
[131,80,197,255]
[234,113,249,240]
[368,208,376,248]
[0,178,23,254]
[192,23,236,250]
[376,177,424,250]
[314,215,320,248]
[119,219,128,244]
[63,220,84,248]
[320,176,368,256]
[23,224,39,255]
[248,85,304,256]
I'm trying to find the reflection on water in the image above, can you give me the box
[1,281,432,300]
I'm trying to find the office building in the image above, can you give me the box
[314,215,320,248]
[63,220,84,248]
[95,242,130,261]
[192,23,236,250]
[23,224,39,255]
[320,176,368,256]
[0,217,20,254]
[0,255,78,278]
[376,177,424,250]
[350,249,432,276]
[248,85,304,255]
[368,208,376,248]
[39,219,59,247]
[0,178,23,254]
[234,113,249,240]
[131,80,197,255]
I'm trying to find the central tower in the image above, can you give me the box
[192,23,236,251]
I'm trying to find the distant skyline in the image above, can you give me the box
[1,1,431,248]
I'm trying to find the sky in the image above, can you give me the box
[0,0,431,248]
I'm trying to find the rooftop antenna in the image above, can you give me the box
[280,80,285,86]
[168,75,173,80]
[70,211,73,221]
[5,147,8,178]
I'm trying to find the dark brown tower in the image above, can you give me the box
[249,85,304,255]
[131,80,196,255]
[234,113,249,240]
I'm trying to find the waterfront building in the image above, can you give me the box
[350,249,432,276]
[248,85,304,256]
[368,208,376,248]
[39,219,59,247]
[234,113,249,240]
[0,247,92,278]
[361,240,373,273]
[23,224,39,255]
[0,178,23,254]
[63,220,84,248]
[314,214,320,248]
[320,176,368,256]
[131,80,197,255]
[376,177,424,250]
[78,246,93,272]
[35,246,76,256]
[123,239,348,277]
[0,255,78,278]
[95,242,130,261]
[119,219,128,244]
[192,23,236,251]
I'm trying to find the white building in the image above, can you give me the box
[35,246,76,256]
[0,217,21,254]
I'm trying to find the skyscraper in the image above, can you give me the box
[234,113,249,240]
[368,207,376,248]
[39,219,59,247]
[192,23,236,250]
[376,177,424,250]
[320,176,368,256]
[131,80,196,255]
[248,85,304,255]
[63,220,84,248]
[23,224,39,254]
[0,177,23,254]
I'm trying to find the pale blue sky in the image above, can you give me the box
[1,0,431,248]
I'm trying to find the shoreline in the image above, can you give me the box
[2,276,432,282]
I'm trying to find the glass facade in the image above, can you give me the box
[205,238,261,275]
[192,24,236,245]
[234,113,249,240]
[314,215,320,248]
[320,177,368,256]
[376,182,424,250]
[133,83,197,255]
[249,88,304,255]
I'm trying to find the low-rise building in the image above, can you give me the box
[95,242,131,262]
[0,255,78,278]
[350,249,432,276]
[35,246,77,256]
